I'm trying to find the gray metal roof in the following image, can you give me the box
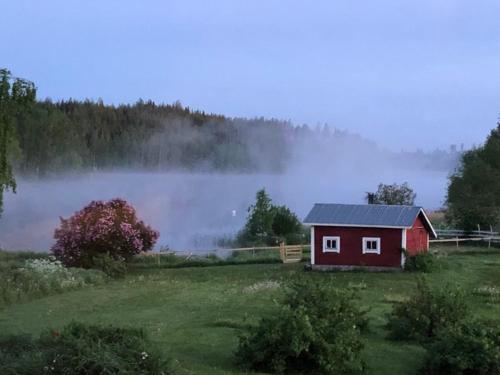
[303,203,423,228]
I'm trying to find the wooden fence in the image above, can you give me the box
[435,229,498,238]
[141,243,310,264]
[279,243,304,263]
[432,228,500,248]
[142,228,500,265]
[220,243,309,263]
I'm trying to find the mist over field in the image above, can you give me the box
[0,154,450,252]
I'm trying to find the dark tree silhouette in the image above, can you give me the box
[366,182,416,206]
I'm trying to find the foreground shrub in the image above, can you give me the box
[0,322,172,375]
[90,253,128,278]
[0,257,107,307]
[387,278,468,342]
[422,320,500,374]
[404,251,436,272]
[236,278,367,374]
[52,198,159,268]
[0,334,42,374]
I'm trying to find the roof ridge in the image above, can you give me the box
[314,202,421,209]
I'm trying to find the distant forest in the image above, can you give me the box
[9,99,460,176]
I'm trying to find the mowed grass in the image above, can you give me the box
[1,246,499,374]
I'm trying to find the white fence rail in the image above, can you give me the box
[431,228,500,248]
[435,229,499,238]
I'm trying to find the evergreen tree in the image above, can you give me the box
[243,189,274,243]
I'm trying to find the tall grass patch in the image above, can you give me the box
[0,254,107,307]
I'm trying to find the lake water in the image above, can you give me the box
[0,168,448,252]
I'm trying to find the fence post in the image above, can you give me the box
[456,236,459,249]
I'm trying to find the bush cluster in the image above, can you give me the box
[235,278,367,374]
[0,322,172,375]
[404,251,436,272]
[0,257,107,307]
[387,278,500,374]
[90,253,128,278]
[51,198,159,269]
[386,278,468,342]
[422,321,500,374]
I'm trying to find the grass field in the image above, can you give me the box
[1,246,499,374]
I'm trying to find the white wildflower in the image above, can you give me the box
[243,281,281,293]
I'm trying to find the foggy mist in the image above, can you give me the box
[0,145,450,252]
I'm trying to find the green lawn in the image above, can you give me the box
[1,246,499,374]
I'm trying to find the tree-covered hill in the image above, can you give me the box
[11,99,296,175]
[8,98,460,177]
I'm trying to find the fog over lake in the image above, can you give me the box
[0,167,448,252]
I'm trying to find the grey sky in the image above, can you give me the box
[2,0,500,150]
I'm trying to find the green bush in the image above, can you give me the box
[91,253,128,278]
[386,279,468,342]
[422,320,500,374]
[235,278,367,374]
[0,322,172,375]
[284,278,369,334]
[404,251,436,272]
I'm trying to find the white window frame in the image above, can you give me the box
[362,237,381,254]
[323,236,340,253]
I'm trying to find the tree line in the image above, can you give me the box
[446,122,500,230]
[0,71,459,178]
[1,68,463,221]
[10,99,296,175]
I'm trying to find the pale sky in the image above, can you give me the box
[2,0,500,150]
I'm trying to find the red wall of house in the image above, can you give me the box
[314,226,402,268]
[405,214,429,255]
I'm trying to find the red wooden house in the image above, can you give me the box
[303,203,437,270]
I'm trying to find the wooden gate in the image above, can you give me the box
[280,242,303,263]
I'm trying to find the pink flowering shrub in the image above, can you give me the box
[51,198,159,268]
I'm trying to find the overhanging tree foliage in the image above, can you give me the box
[0,69,36,216]
[446,123,500,230]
